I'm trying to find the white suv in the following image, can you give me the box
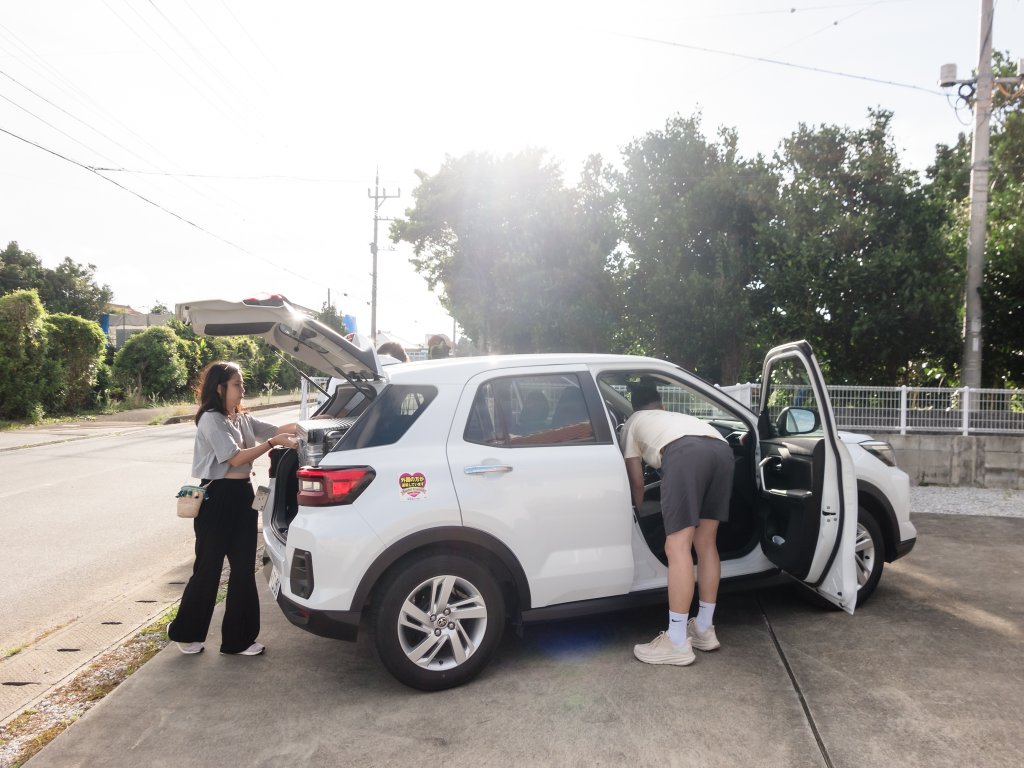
[177,298,916,691]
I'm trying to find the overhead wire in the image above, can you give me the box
[0,124,322,286]
[620,32,944,96]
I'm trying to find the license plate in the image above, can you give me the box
[267,567,281,599]
[252,485,270,512]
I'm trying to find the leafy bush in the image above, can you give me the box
[112,326,188,401]
[0,290,48,419]
[44,313,106,412]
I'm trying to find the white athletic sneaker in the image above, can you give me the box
[221,642,265,656]
[633,632,695,666]
[687,618,721,651]
[176,642,205,655]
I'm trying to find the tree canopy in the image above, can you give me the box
[0,242,113,320]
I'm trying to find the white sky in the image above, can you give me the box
[2,0,1022,346]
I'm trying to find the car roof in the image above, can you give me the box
[383,353,677,385]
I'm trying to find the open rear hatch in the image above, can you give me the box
[175,295,384,381]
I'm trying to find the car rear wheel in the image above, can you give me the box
[855,507,885,606]
[373,554,505,691]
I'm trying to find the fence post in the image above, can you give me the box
[899,385,907,435]
[961,387,970,436]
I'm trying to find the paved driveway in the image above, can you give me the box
[28,513,1024,768]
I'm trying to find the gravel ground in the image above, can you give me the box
[910,485,1024,518]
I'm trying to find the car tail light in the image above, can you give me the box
[296,466,375,506]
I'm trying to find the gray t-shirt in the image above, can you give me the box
[192,410,279,480]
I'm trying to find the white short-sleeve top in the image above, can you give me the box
[192,410,279,480]
[621,409,725,469]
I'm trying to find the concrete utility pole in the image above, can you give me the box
[940,1,1024,388]
[963,0,994,390]
[368,170,400,342]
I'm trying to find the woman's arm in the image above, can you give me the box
[226,431,298,466]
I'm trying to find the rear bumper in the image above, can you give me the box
[262,558,360,641]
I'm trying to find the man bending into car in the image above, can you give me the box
[621,383,734,666]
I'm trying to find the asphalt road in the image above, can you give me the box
[25,512,1024,768]
[0,407,295,655]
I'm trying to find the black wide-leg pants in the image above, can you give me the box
[167,478,260,654]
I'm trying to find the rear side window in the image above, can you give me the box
[464,374,596,447]
[336,385,437,449]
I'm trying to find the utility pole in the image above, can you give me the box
[368,169,400,342]
[940,2,1024,388]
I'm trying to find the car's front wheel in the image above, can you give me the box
[373,554,505,691]
[855,507,885,606]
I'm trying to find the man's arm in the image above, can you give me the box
[625,456,645,510]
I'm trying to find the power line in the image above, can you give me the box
[91,167,367,183]
[0,124,317,285]
[621,33,944,95]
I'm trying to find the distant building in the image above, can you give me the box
[101,307,171,348]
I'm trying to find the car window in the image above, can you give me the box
[463,374,596,447]
[335,385,437,449]
[597,370,745,436]
[762,358,823,437]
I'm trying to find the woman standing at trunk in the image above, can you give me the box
[167,361,297,656]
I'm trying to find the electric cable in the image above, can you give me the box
[620,33,944,95]
[0,124,322,285]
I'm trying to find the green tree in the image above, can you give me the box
[0,241,44,295]
[316,302,351,335]
[391,149,620,353]
[112,325,188,400]
[758,110,961,384]
[614,115,778,383]
[0,289,49,419]
[38,257,113,320]
[44,313,107,412]
[1,242,113,321]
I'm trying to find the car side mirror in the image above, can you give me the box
[777,406,820,436]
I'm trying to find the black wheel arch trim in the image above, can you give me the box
[350,526,532,617]
[856,479,917,562]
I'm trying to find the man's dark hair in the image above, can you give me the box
[630,383,662,409]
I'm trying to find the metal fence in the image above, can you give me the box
[718,384,1024,436]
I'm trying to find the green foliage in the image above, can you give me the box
[317,303,350,335]
[758,110,962,384]
[44,313,107,412]
[614,115,777,383]
[0,290,48,419]
[112,326,188,400]
[1,243,113,321]
[37,257,113,320]
[392,149,620,353]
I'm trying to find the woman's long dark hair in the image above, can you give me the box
[194,361,243,425]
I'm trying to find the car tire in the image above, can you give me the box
[373,553,505,691]
[854,506,885,606]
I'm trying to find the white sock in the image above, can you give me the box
[696,601,716,634]
[667,610,688,645]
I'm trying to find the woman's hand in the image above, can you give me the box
[270,432,298,450]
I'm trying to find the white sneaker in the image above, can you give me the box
[633,632,695,666]
[687,618,721,651]
[176,642,205,655]
[222,642,265,656]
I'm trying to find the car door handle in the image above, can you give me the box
[766,488,813,500]
[463,465,514,475]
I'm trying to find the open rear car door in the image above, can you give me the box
[175,296,384,381]
[757,341,857,613]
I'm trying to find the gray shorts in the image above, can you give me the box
[659,436,735,535]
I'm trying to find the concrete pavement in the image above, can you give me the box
[25,513,1024,768]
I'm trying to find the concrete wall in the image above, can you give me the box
[888,435,1024,489]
